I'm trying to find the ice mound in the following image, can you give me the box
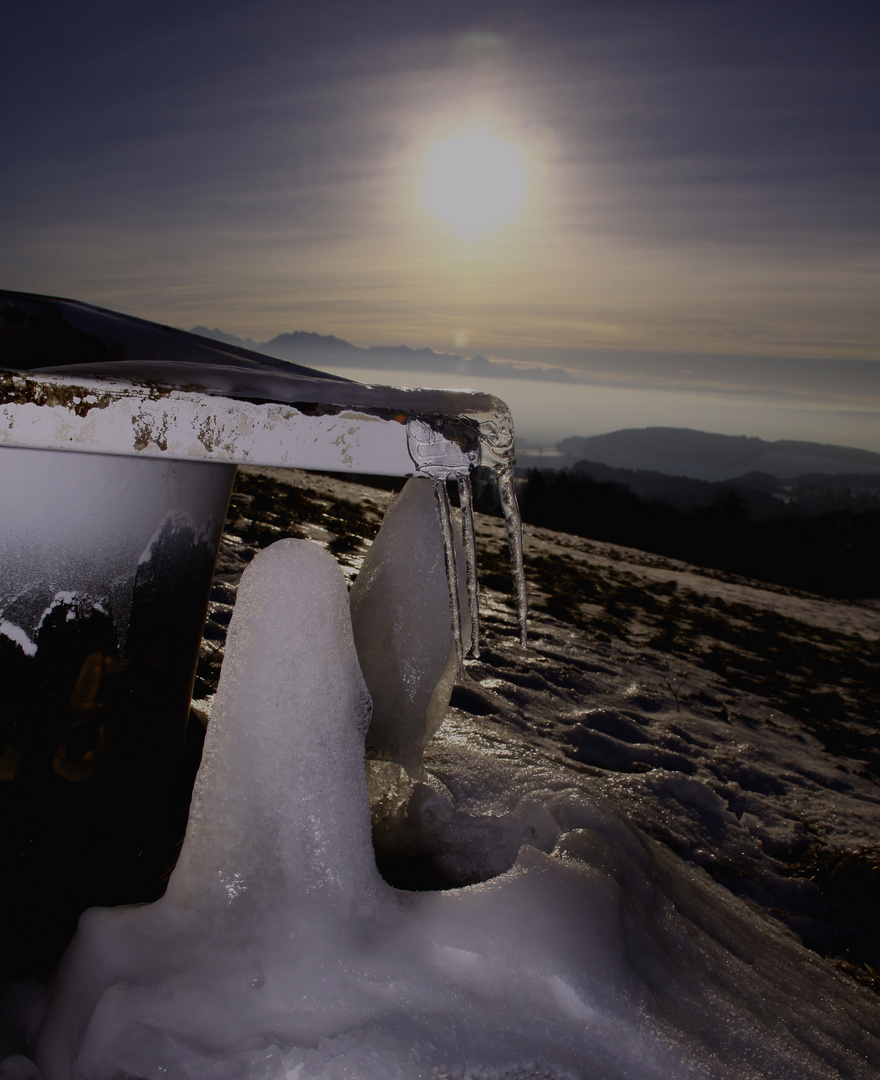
[29,540,880,1080]
[164,539,380,916]
[350,477,469,772]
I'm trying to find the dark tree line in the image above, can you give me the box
[521,468,880,600]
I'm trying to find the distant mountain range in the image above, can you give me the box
[190,326,576,384]
[190,327,879,488]
[523,427,880,482]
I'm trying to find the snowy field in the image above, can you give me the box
[6,465,879,1079]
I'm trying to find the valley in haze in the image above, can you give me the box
[189,322,880,603]
[190,324,880,457]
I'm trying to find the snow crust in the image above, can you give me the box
[27,532,880,1080]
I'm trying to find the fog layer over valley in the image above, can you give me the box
[3,467,878,1078]
[190,327,880,456]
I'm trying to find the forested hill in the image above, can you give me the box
[543,428,880,481]
[519,467,880,600]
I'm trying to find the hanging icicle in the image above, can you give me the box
[457,474,480,659]
[433,478,465,678]
[407,405,528,652]
[495,465,528,648]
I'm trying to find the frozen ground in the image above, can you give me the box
[5,465,879,1078]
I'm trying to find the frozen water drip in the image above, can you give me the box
[405,407,528,650]
[432,478,465,679]
[496,463,528,647]
[456,474,481,659]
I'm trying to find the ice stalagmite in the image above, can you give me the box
[165,539,382,915]
[36,540,386,1080]
[350,477,469,773]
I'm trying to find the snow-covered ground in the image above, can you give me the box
[4,465,879,1078]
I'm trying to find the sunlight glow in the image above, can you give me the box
[421,129,528,238]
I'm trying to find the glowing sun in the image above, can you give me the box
[421,129,528,237]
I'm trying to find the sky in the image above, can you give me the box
[2,0,879,450]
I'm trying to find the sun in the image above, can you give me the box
[421,129,528,238]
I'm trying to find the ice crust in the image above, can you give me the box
[350,478,469,772]
[27,536,880,1080]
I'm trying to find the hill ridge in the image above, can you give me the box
[551,427,880,480]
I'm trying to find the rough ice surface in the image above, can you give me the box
[27,537,880,1080]
[350,477,469,773]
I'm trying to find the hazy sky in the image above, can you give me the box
[3,0,879,448]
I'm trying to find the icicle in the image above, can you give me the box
[457,475,480,659]
[433,479,465,678]
[496,465,528,647]
[406,404,528,650]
